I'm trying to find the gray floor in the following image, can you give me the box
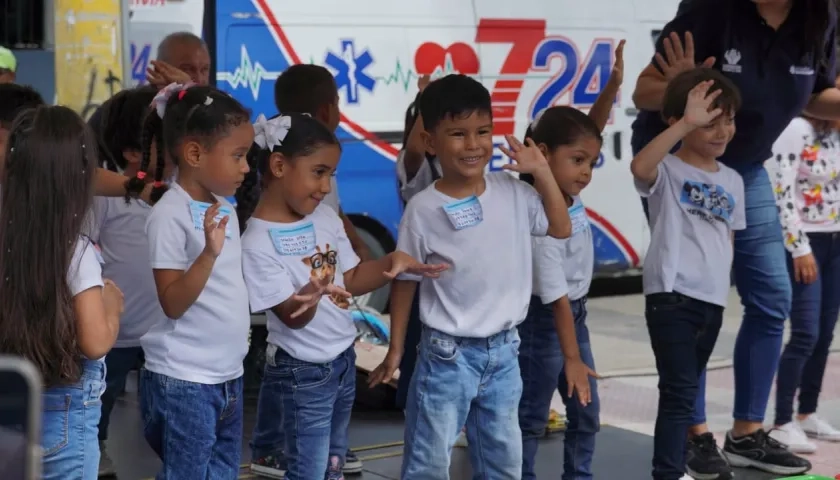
[104,372,780,480]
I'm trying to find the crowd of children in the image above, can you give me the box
[0,27,838,480]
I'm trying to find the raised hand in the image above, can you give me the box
[418,74,432,92]
[683,80,723,128]
[564,358,600,406]
[383,251,449,279]
[146,60,192,87]
[610,39,626,85]
[289,276,351,318]
[654,32,716,82]
[499,136,549,174]
[202,203,229,259]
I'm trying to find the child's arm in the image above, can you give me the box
[71,243,122,358]
[95,168,153,203]
[501,136,571,238]
[630,79,723,186]
[552,296,598,406]
[401,75,432,180]
[588,40,625,132]
[368,279,416,387]
[150,203,228,319]
[343,250,447,296]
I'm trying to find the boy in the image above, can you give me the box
[369,74,571,478]
[247,64,366,479]
[629,68,744,480]
[0,47,16,84]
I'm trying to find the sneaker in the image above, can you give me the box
[343,449,362,475]
[327,455,346,480]
[769,422,817,454]
[98,442,117,478]
[723,429,812,475]
[250,454,287,479]
[454,428,468,448]
[799,415,840,442]
[685,432,734,480]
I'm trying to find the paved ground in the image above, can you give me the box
[102,280,840,479]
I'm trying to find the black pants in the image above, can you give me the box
[646,292,723,480]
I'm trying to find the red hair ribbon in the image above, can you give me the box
[136,172,147,180]
[153,181,164,188]
[178,90,188,101]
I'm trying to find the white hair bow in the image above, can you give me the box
[151,82,194,119]
[254,114,291,150]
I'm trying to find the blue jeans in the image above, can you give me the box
[98,346,143,441]
[774,232,840,425]
[396,292,423,410]
[41,359,106,480]
[265,344,356,480]
[519,297,599,480]
[402,326,523,480]
[139,369,244,480]
[647,293,723,480]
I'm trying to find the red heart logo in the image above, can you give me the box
[414,42,480,75]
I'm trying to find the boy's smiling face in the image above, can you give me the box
[423,110,493,181]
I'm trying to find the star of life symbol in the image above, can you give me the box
[324,40,376,104]
[722,48,742,73]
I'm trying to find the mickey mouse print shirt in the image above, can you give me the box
[766,117,840,258]
[636,154,746,307]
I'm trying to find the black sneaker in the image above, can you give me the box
[685,433,734,480]
[343,449,363,475]
[723,429,811,475]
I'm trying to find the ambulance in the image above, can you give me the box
[128,0,683,312]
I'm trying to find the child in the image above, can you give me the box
[0,105,124,480]
[88,85,169,477]
[629,68,744,480]
[138,83,254,478]
[239,113,445,480]
[517,40,624,480]
[368,74,571,478]
[767,114,840,452]
[0,82,155,202]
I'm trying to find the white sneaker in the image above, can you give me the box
[680,474,693,479]
[769,422,817,454]
[799,414,840,442]
[454,429,468,448]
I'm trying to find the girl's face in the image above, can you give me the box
[542,134,602,198]
[275,143,341,217]
[188,122,254,197]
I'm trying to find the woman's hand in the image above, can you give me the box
[654,32,716,81]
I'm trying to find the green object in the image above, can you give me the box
[0,47,16,72]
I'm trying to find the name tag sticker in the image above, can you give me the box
[269,222,317,256]
[188,200,233,239]
[569,202,590,236]
[442,195,483,230]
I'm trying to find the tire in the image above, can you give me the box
[353,227,391,313]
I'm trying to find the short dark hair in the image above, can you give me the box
[661,67,742,122]
[273,64,337,116]
[419,74,492,132]
[0,83,45,128]
[156,32,206,62]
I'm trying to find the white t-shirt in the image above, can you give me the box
[68,237,106,361]
[241,205,360,363]
[397,172,549,337]
[322,177,341,213]
[532,196,594,304]
[636,154,746,307]
[142,182,251,384]
[89,197,162,348]
[396,150,441,203]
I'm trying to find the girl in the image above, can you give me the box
[137,83,254,478]
[0,105,124,480]
[238,113,446,480]
[517,40,624,480]
[90,85,171,477]
[767,114,840,453]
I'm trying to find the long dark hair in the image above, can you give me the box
[125,85,251,204]
[235,113,340,231]
[0,106,98,386]
[99,85,158,173]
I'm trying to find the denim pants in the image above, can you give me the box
[646,293,723,480]
[396,292,423,410]
[518,296,599,480]
[98,346,143,441]
[262,344,356,480]
[402,326,523,480]
[41,359,106,480]
[774,232,840,425]
[139,369,244,480]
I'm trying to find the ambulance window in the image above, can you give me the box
[0,0,46,49]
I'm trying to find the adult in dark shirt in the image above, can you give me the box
[631,0,840,478]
